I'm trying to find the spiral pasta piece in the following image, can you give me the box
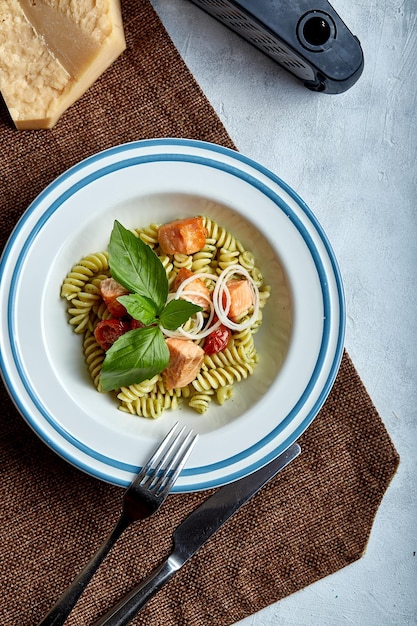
[153,376,191,398]
[217,247,240,272]
[202,217,238,251]
[191,240,217,274]
[216,384,233,405]
[61,252,109,300]
[250,266,264,288]
[173,253,193,270]
[134,223,159,248]
[238,250,255,271]
[249,309,263,334]
[85,274,111,295]
[67,303,92,334]
[192,358,254,393]
[203,343,250,369]
[83,330,105,390]
[119,393,179,419]
[188,390,214,414]
[117,376,159,403]
[259,286,271,309]
[92,299,113,322]
[65,271,111,333]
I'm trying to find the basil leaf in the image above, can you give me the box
[159,299,202,330]
[108,221,168,311]
[100,326,169,392]
[117,294,158,326]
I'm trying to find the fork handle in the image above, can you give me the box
[38,515,130,626]
[93,554,180,626]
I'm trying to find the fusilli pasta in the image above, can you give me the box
[61,216,270,418]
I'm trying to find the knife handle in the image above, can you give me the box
[93,555,179,626]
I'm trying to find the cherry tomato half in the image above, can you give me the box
[204,324,231,355]
[94,318,130,351]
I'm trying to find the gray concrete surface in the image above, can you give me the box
[151,2,417,624]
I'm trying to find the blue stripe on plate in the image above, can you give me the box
[1,139,345,491]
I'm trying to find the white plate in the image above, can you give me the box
[0,139,345,491]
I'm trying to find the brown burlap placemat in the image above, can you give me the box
[0,2,399,625]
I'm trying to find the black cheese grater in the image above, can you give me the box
[188,0,364,93]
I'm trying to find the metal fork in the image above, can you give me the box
[38,423,198,626]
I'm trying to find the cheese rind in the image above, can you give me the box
[0,0,126,129]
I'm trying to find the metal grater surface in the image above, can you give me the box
[190,0,316,81]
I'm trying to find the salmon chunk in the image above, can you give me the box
[225,279,254,320]
[158,217,207,255]
[100,277,129,317]
[163,338,205,389]
[173,268,211,310]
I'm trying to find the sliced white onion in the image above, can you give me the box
[161,274,220,340]
[161,309,209,339]
[212,264,260,331]
[160,265,260,339]
[174,272,218,297]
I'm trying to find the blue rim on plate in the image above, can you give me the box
[0,138,345,491]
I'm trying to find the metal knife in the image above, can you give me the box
[94,442,301,626]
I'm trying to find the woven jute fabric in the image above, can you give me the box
[0,2,399,625]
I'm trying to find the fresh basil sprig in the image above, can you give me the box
[100,326,170,391]
[100,221,202,392]
[108,220,168,310]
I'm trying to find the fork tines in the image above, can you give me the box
[138,423,197,496]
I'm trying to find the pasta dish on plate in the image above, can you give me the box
[61,215,271,418]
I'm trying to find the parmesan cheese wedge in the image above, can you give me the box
[0,0,126,129]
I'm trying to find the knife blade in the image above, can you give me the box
[94,442,301,626]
